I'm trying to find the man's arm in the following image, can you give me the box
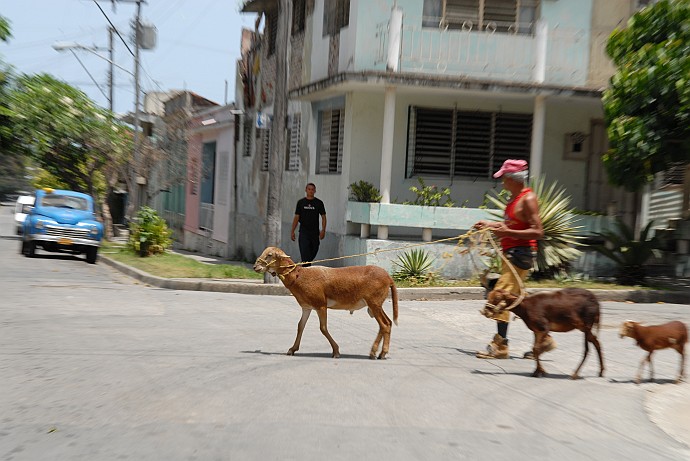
[319,214,327,240]
[290,214,299,241]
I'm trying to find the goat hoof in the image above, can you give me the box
[378,353,388,360]
[532,369,546,378]
[287,349,296,356]
[369,354,376,360]
[570,374,580,380]
[332,352,340,359]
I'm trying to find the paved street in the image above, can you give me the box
[1,204,690,460]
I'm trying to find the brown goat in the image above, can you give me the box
[619,320,687,384]
[253,247,399,359]
[487,288,604,379]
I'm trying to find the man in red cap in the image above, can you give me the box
[473,159,556,359]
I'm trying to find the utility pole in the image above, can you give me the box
[130,0,143,215]
[108,26,114,112]
[264,0,291,283]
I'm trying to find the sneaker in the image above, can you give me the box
[476,334,510,359]
[523,335,557,359]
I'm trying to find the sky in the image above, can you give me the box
[0,0,257,114]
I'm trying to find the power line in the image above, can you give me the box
[92,0,135,57]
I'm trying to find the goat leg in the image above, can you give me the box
[316,308,340,358]
[635,356,646,384]
[370,307,392,359]
[288,308,312,356]
[676,351,685,384]
[532,332,547,378]
[648,352,655,382]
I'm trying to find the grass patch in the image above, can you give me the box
[101,242,261,280]
[99,241,652,289]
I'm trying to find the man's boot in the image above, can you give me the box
[523,334,557,359]
[476,333,509,359]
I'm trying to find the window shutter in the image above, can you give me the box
[292,0,306,35]
[492,112,532,173]
[444,0,480,29]
[260,128,271,171]
[408,107,454,176]
[286,114,301,171]
[483,0,517,32]
[318,109,344,174]
[454,111,492,178]
[243,118,253,157]
[267,10,278,55]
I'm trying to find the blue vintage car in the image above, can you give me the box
[21,188,104,264]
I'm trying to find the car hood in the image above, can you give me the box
[36,207,95,225]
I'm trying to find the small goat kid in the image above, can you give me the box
[619,320,687,384]
[487,288,604,379]
[253,247,399,359]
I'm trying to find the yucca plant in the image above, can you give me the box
[593,219,660,285]
[392,248,436,284]
[348,180,382,202]
[483,176,583,275]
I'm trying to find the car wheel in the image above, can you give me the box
[86,246,98,264]
[25,241,35,258]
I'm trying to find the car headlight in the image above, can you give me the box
[89,226,99,235]
[35,220,44,229]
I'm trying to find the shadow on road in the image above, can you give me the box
[241,350,373,360]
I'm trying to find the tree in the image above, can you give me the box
[9,74,131,201]
[0,15,30,197]
[602,0,690,192]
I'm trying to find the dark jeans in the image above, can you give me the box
[298,233,320,267]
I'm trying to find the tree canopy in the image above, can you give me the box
[602,0,690,192]
[9,73,131,199]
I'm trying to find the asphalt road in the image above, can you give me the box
[1,204,690,461]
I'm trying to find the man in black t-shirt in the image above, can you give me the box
[291,183,327,267]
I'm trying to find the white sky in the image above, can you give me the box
[0,0,257,113]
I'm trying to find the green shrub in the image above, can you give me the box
[348,180,382,202]
[128,206,172,257]
[404,177,455,207]
[392,248,436,284]
[593,219,660,285]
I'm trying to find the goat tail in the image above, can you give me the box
[390,283,399,326]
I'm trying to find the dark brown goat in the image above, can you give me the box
[619,320,687,384]
[487,288,604,379]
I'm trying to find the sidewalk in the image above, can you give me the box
[99,244,690,304]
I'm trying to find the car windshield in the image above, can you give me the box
[41,194,89,211]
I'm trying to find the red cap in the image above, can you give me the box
[493,159,528,178]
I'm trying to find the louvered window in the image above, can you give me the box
[407,106,532,179]
[286,113,301,171]
[260,128,271,171]
[292,0,306,35]
[323,0,350,36]
[422,0,539,34]
[243,118,253,157]
[656,162,686,188]
[267,10,278,56]
[317,109,344,174]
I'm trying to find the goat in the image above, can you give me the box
[253,247,399,359]
[619,320,687,384]
[487,288,604,379]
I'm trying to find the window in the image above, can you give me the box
[422,0,539,34]
[286,113,301,171]
[406,106,532,179]
[201,141,216,204]
[317,109,344,174]
[260,128,271,171]
[323,0,350,36]
[243,117,253,157]
[292,0,306,35]
[267,10,278,56]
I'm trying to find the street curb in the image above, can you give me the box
[100,255,689,303]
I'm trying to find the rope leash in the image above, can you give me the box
[268,227,527,312]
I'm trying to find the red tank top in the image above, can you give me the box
[502,188,538,251]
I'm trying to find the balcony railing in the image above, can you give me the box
[376,20,600,87]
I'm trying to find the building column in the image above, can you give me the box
[530,95,546,179]
[378,86,396,240]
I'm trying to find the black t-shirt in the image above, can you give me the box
[295,197,326,236]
